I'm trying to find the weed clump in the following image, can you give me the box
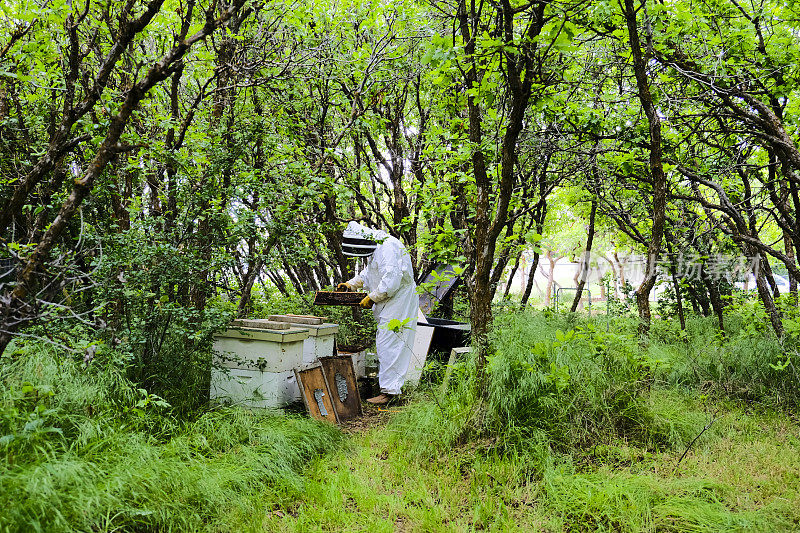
[393,312,680,465]
[485,312,676,453]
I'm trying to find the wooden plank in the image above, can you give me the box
[319,355,362,420]
[295,363,339,423]
[268,314,325,325]
[230,318,290,330]
[313,291,367,306]
[294,369,313,417]
[316,362,341,424]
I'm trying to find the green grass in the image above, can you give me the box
[256,392,800,532]
[3,310,800,531]
[252,310,800,532]
[0,348,343,532]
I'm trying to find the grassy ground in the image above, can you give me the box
[255,395,800,532]
[0,350,343,532]
[252,308,800,532]
[3,311,800,531]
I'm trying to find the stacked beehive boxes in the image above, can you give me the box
[211,316,340,409]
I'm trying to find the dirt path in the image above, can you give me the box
[339,401,403,434]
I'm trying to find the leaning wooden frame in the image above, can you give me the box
[318,355,363,421]
[294,362,339,424]
[295,339,362,423]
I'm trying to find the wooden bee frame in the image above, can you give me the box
[294,362,339,424]
[319,355,362,421]
[313,291,367,306]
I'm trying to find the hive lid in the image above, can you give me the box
[230,318,290,330]
[268,314,325,325]
[215,327,309,343]
[304,323,338,336]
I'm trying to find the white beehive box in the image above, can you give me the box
[211,325,309,408]
[267,315,339,365]
[210,368,300,409]
[301,323,338,364]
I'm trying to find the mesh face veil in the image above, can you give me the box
[341,236,377,257]
[341,221,380,257]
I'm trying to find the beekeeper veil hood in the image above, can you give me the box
[342,221,388,257]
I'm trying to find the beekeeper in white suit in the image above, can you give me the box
[337,221,418,405]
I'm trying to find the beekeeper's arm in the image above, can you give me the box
[366,242,405,305]
[344,263,369,290]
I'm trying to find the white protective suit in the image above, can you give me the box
[344,222,418,395]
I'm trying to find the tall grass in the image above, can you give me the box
[541,468,770,532]
[649,304,800,406]
[393,305,800,462]
[486,312,672,452]
[385,310,798,531]
[392,311,688,462]
[0,346,342,531]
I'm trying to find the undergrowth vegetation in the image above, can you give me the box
[400,305,800,457]
[0,347,342,531]
[655,310,800,406]
[395,312,698,461]
[2,303,799,531]
[381,307,800,531]
[268,390,797,531]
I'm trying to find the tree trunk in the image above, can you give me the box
[468,275,493,370]
[451,0,547,391]
[520,197,548,309]
[281,259,304,294]
[520,252,540,309]
[760,255,782,301]
[785,231,798,299]
[237,256,264,318]
[702,273,725,335]
[624,0,668,337]
[266,271,289,297]
[752,254,784,336]
[503,250,523,299]
[663,234,685,330]
[545,251,556,307]
[489,224,519,300]
[614,251,627,298]
[571,200,597,312]
[671,267,686,331]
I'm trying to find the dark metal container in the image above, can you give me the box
[418,317,471,354]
